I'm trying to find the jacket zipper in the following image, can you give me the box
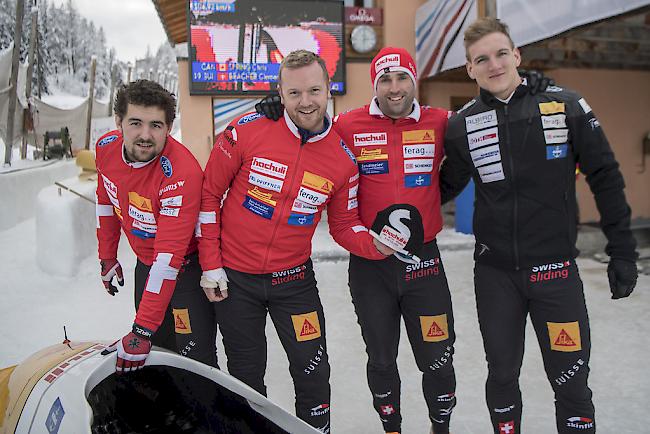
[504,105,520,270]
[260,139,304,272]
[393,118,401,203]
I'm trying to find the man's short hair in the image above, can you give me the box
[114,79,176,125]
[464,17,515,60]
[278,50,329,85]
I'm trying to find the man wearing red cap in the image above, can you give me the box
[335,47,457,434]
[257,46,456,434]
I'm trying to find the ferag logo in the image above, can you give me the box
[302,171,334,194]
[547,321,581,352]
[402,129,435,144]
[291,311,322,342]
[172,308,192,334]
[128,191,153,212]
[420,314,449,342]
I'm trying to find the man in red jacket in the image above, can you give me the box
[198,50,392,433]
[256,47,457,434]
[96,80,216,372]
[334,48,457,434]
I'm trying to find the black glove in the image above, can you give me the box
[254,92,284,121]
[518,69,555,95]
[607,258,638,299]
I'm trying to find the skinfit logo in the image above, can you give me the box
[566,417,593,430]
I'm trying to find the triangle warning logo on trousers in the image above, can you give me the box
[547,321,581,352]
[420,314,449,342]
[291,311,322,342]
[172,308,192,334]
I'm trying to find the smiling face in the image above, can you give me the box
[466,31,522,100]
[278,61,330,133]
[374,71,416,119]
[116,104,170,163]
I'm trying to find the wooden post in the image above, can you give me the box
[84,55,97,150]
[4,0,25,166]
[108,64,118,117]
[21,4,38,159]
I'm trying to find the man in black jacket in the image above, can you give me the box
[441,17,638,434]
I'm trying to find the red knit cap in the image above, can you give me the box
[370,47,417,90]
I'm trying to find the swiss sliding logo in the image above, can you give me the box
[420,314,449,342]
[291,311,321,342]
[547,321,581,352]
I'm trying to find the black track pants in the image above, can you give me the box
[135,253,218,367]
[215,260,331,433]
[349,240,456,434]
[474,260,595,434]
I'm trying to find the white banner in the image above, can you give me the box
[416,0,650,78]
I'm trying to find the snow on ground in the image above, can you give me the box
[40,88,109,110]
[0,216,648,433]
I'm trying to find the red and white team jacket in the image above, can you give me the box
[95,131,203,332]
[198,112,384,274]
[334,99,449,243]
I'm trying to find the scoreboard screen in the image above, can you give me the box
[188,0,346,95]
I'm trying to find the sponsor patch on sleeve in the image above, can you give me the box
[578,98,592,114]
[160,156,173,178]
[340,140,357,164]
[347,198,358,210]
[160,207,180,217]
[237,112,263,125]
[97,134,118,147]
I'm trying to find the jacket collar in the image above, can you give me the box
[283,110,332,144]
[122,142,162,168]
[479,78,529,108]
[368,97,421,122]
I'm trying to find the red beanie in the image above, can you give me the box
[370,47,417,90]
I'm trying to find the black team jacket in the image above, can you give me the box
[441,82,637,270]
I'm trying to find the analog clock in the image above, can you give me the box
[350,25,377,54]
